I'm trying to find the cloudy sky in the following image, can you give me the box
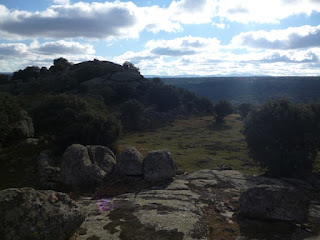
[0,0,319,76]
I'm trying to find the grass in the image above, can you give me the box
[119,114,263,175]
[0,144,48,190]
[119,114,320,175]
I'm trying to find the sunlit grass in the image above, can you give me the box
[119,114,263,175]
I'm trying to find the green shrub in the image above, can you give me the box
[121,99,149,131]
[33,94,120,152]
[238,103,255,119]
[243,100,320,178]
[213,100,233,123]
[0,93,21,145]
[145,85,180,112]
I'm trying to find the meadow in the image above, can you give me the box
[119,114,262,175]
[119,114,320,175]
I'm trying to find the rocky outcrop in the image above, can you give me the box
[143,149,177,182]
[11,110,34,139]
[61,144,116,190]
[115,146,143,176]
[72,170,320,240]
[87,145,116,174]
[74,178,206,240]
[239,184,310,222]
[0,187,85,240]
[38,150,62,190]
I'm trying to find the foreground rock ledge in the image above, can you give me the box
[73,170,320,240]
[0,187,85,240]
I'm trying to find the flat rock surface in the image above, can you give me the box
[73,170,320,240]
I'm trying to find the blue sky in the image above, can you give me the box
[0,0,319,76]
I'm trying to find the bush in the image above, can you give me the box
[33,94,120,152]
[0,93,21,145]
[12,66,40,82]
[145,85,180,112]
[243,100,320,178]
[213,100,233,123]
[238,103,255,119]
[121,99,149,131]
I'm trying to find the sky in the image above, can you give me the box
[0,0,320,76]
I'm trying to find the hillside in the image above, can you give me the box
[162,76,320,105]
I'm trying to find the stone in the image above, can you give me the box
[61,144,116,190]
[37,150,62,190]
[20,138,41,146]
[115,146,143,176]
[143,149,177,182]
[87,145,116,174]
[73,178,206,240]
[239,184,310,222]
[0,187,85,240]
[11,110,34,139]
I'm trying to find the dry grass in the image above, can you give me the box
[119,114,262,175]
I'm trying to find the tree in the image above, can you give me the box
[243,100,320,178]
[123,61,140,73]
[12,66,40,82]
[213,100,233,123]
[145,85,180,112]
[238,103,255,119]
[0,93,21,145]
[121,99,149,131]
[33,94,120,152]
[52,57,72,72]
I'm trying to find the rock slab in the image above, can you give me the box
[239,184,310,222]
[0,187,85,240]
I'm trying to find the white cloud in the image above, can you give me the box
[168,0,217,24]
[0,1,182,41]
[0,40,98,71]
[113,34,320,76]
[218,0,320,23]
[231,25,320,49]
[53,0,70,5]
[30,40,95,55]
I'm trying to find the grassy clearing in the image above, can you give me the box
[119,114,320,175]
[119,114,262,175]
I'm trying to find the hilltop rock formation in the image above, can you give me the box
[0,187,85,240]
[61,144,116,190]
[10,110,34,139]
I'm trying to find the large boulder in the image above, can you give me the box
[0,187,85,240]
[61,144,116,190]
[11,110,34,139]
[87,145,116,174]
[143,149,177,182]
[115,146,143,176]
[239,184,310,222]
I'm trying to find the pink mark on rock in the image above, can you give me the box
[98,198,114,212]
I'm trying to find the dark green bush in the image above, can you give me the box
[121,99,149,131]
[213,100,233,123]
[0,93,21,144]
[145,85,180,112]
[33,94,120,152]
[12,66,40,82]
[243,100,320,178]
[238,103,255,119]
